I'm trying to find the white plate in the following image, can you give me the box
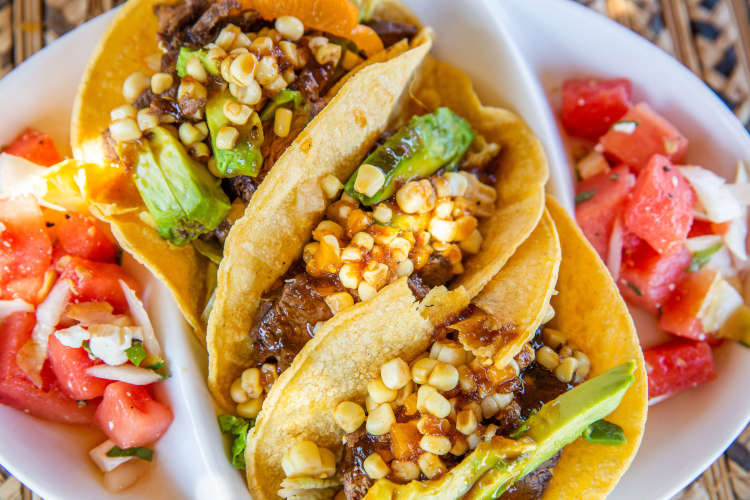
[0,1,748,499]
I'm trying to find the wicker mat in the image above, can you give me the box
[0,0,749,498]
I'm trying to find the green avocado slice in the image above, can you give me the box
[363,360,636,500]
[176,47,221,77]
[344,107,476,206]
[206,90,264,177]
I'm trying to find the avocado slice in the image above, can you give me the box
[176,47,220,77]
[259,89,304,122]
[363,361,636,500]
[344,107,476,206]
[205,90,264,177]
[130,126,231,245]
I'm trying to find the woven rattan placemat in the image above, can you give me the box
[0,0,749,498]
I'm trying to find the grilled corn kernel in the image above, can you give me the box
[313,220,344,241]
[313,42,342,66]
[341,49,364,71]
[351,232,374,250]
[334,401,366,433]
[434,200,454,219]
[394,380,414,406]
[274,108,293,138]
[416,385,437,413]
[428,362,459,392]
[363,453,390,480]
[236,396,263,419]
[136,108,160,131]
[424,391,451,419]
[275,15,304,41]
[456,409,478,435]
[555,357,578,384]
[481,393,513,419]
[230,80,262,105]
[358,281,377,301]
[540,303,555,324]
[109,118,141,142]
[325,291,354,315]
[144,53,162,72]
[454,216,478,242]
[255,55,279,85]
[542,328,566,350]
[303,242,320,264]
[122,72,150,102]
[412,358,438,385]
[178,122,203,146]
[215,24,240,49]
[321,174,343,199]
[444,172,468,196]
[372,204,393,224]
[206,46,227,65]
[338,263,360,289]
[536,346,560,371]
[362,262,389,289]
[241,367,263,399]
[223,100,252,126]
[573,350,591,381]
[229,53,257,87]
[418,453,445,480]
[397,180,435,214]
[318,447,337,478]
[250,35,274,55]
[430,341,466,366]
[559,345,573,358]
[278,40,300,67]
[354,164,386,198]
[110,104,136,121]
[420,435,451,456]
[368,379,397,404]
[230,377,248,403]
[184,57,207,83]
[321,234,341,256]
[341,246,361,262]
[459,229,483,255]
[380,358,410,390]
[160,113,177,124]
[429,218,456,243]
[451,436,469,456]
[190,142,210,160]
[178,78,207,102]
[457,365,475,393]
[391,460,420,482]
[215,126,239,150]
[396,259,414,277]
[232,32,252,50]
[366,403,395,435]
[282,440,322,478]
[365,395,378,413]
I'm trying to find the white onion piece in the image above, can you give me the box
[0,299,34,322]
[698,278,744,332]
[54,325,90,348]
[0,153,48,200]
[725,217,748,262]
[87,364,162,385]
[607,215,624,282]
[727,184,750,206]
[680,166,742,223]
[685,235,723,253]
[64,302,134,327]
[89,439,135,473]
[119,280,161,358]
[704,246,736,278]
[103,458,149,493]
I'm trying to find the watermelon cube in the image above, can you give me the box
[659,268,719,340]
[561,78,632,141]
[644,340,716,399]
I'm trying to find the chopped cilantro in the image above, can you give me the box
[81,340,94,358]
[687,242,723,273]
[575,190,596,204]
[626,282,642,296]
[583,420,626,445]
[610,173,619,181]
[218,414,255,470]
[125,340,147,367]
[106,445,154,461]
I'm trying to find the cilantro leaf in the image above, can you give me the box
[575,190,596,204]
[106,445,154,461]
[125,340,147,367]
[582,419,626,445]
[626,282,642,296]
[218,414,254,470]
[687,242,723,273]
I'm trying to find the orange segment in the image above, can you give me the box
[239,0,384,56]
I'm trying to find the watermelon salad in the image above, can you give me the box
[0,130,173,492]
[561,78,750,404]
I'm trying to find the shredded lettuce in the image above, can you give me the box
[218,414,254,470]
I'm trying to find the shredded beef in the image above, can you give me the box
[416,254,454,288]
[499,454,561,500]
[222,175,258,204]
[364,20,418,48]
[517,363,574,419]
[289,52,338,105]
[341,426,391,500]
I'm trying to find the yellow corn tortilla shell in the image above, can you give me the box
[207,53,548,412]
[540,196,647,499]
[69,0,431,341]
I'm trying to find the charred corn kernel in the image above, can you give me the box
[368,379,397,404]
[559,345,573,358]
[484,424,499,442]
[573,350,590,381]
[390,237,412,255]
[540,303,555,324]
[397,180,435,214]
[434,200,454,219]
[279,40,300,67]
[144,53,162,72]
[185,57,208,83]
[110,104,136,121]
[371,226,398,246]
[282,440,322,478]
[230,80,262,106]
[136,108,160,131]
[536,346,560,371]
[416,385,437,413]
[396,259,414,277]
[325,291,354,315]
[321,174,343,199]
[178,122,203,146]
[429,218,456,242]
[352,232,374,250]
[420,435,451,456]
[215,126,239,150]
[250,35,274,55]
[241,367,263,399]
[109,118,141,142]
[365,396,378,413]
[303,242,320,264]
[223,100,252,126]
[232,32,252,50]
[236,396,263,418]
[274,108,293,137]
[542,328,566,350]
[391,460,420,482]
[418,453,445,480]
[313,220,344,241]
[160,113,177,124]
[456,409,478,435]
[190,142,210,160]
[373,204,393,224]
[454,216,478,241]
[266,74,289,94]
[366,403,395,435]
[428,362,459,392]
[334,401,366,433]
[275,15,304,41]
[122,72,150,102]
[358,281,377,301]
[362,262,389,289]
[424,391,451,418]
[313,42,342,66]
[229,53,257,87]
[555,357,578,384]
[230,377,248,403]
[451,436,469,456]
[282,68,297,85]
[363,453,390,480]
[354,164,386,198]
[444,172,469,196]
[430,341,466,366]
[412,358,438,385]
[459,229,483,255]
[321,234,341,256]
[255,55,279,85]
[394,380,414,406]
[178,78,207,102]
[215,24,240,50]
[341,49,364,71]
[481,393,512,418]
[220,56,236,85]
[206,46,227,65]
[380,358,410,390]
[458,365,475,393]
[416,415,437,435]
[341,246,361,262]
[339,263,360,289]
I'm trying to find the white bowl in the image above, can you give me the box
[0,1,748,499]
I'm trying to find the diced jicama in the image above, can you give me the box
[0,299,34,321]
[89,439,135,473]
[87,364,162,385]
[120,280,162,358]
[64,302,134,327]
[698,278,744,332]
[54,325,90,348]
[680,166,742,223]
[88,325,141,366]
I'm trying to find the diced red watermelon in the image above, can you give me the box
[56,213,117,263]
[619,238,690,312]
[94,382,173,449]
[659,268,718,340]
[47,334,110,400]
[56,256,139,313]
[575,165,635,260]
[0,197,52,304]
[644,339,716,399]
[599,102,688,170]
[0,312,95,423]
[4,129,63,167]
[561,78,632,141]
[622,155,695,255]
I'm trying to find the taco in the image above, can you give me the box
[70,0,434,339]
[242,198,648,500]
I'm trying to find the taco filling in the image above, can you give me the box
[227,108,503,417]
[103,0,419,254]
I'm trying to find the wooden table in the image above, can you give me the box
[0,0,749,498]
